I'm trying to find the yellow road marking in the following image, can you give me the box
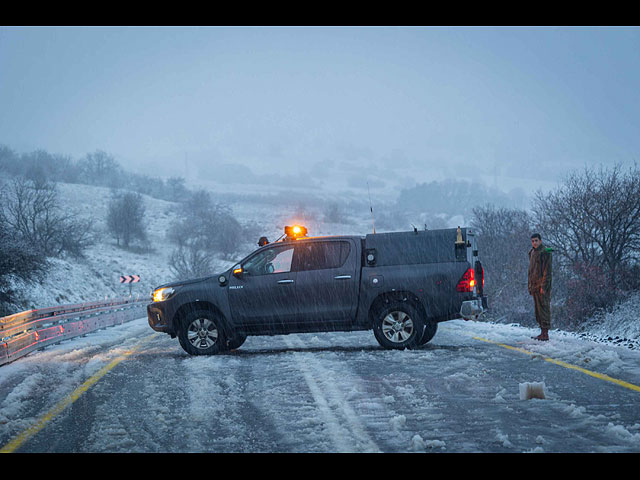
[1,334,157,453]
[473,336,640,393]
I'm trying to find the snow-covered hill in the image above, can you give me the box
[12,182,178,308]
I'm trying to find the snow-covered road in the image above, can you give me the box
[1,317,640,453]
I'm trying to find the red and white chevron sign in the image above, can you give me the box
[119,275,140,284]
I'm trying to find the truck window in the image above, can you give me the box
[295,241,350,271]
[243,245,295,276]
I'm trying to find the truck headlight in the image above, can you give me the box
[152,287,175,302]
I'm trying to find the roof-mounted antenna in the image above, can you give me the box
[367,181,376,234]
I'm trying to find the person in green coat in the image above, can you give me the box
[528,233,552,341]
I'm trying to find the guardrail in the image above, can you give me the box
[0,297,149,366]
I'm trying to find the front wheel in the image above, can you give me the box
[373,302,425,350]
[178,309,227,355]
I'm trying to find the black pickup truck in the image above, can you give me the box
[148,226,487,355]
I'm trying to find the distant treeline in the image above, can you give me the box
[396,179,528,217]
[0,144,191,203]
[0,144,529,226]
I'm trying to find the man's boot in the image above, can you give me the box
[532,328,549,341]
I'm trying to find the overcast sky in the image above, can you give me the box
[1,26,639,195]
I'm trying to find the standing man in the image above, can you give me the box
[528,233,552,341]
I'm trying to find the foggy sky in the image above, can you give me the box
[1,26,639,195]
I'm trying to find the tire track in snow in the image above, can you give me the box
[284,335,381,453]
[181,355,248,451]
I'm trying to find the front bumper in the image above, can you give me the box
[147,303,175,334]
[460,295,488,320]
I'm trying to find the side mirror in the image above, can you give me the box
[233,266,244,278]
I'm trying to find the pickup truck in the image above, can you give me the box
[147,225,488,355]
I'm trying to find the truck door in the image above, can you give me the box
[293,239,358,327]
[228,244,297,333]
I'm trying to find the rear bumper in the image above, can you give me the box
[460,295,488,320]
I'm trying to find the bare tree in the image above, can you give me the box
[169,244,216,281]
[106,191,147,248]
[2,177,93,258]
[322,201,356,225]
[21,149,78,185]
[471,205,534,321]
[0,190,48,312]
[534,164,640,288]
[167,190,244,260]
[78,150,123,187]
[166,176,188,201]
[531,164,640,324]
[0,144,18,175]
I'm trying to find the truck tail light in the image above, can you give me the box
[456,268,475,292]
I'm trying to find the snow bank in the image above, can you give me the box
[580,292,640,347]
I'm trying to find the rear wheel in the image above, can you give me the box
[373,302,425,350]
[177,309,227,355]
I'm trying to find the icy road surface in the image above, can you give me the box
[1,317,640,453]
